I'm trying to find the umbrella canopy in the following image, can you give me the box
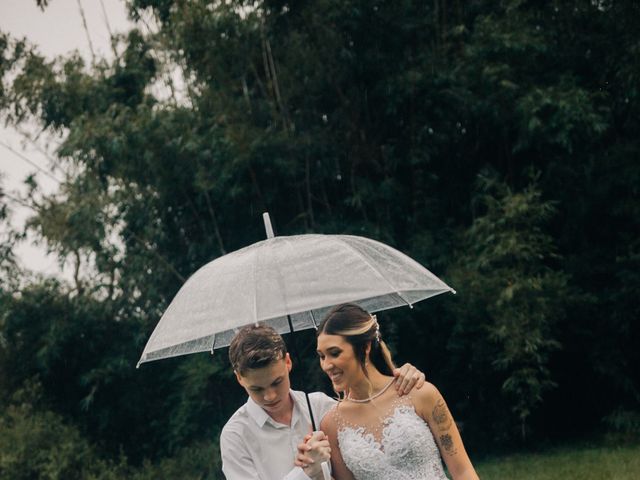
[138,233,454,367]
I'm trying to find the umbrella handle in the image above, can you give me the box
[320,461,331,480]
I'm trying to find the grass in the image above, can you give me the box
[474,443,640,479]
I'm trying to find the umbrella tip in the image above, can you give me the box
[263,212,275,239]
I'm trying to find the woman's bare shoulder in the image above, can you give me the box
[408,381,441,415]
[320,403,340,432]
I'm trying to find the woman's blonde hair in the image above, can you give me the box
[318,303,396,383]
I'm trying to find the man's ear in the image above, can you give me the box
[234,370,244,386]
[284,352,292,372]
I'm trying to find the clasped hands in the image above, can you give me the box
[295,431,331,480]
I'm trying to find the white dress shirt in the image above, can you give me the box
[220,389,336,480]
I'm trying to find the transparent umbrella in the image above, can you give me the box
[137,213,454,479]
[137,214,455,367]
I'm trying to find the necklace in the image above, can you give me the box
[347,378,395,403]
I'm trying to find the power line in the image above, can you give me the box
[76,0,96,65]
[99,0,115,38]
[12,125,64,170]
[0,140,64,184]
[0,189,36,211]
[99,0,119,58]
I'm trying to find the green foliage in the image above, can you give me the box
[476,442,640,480]
[0,401,127,480]
[448,172,569,441]
[130,442,221,480]
[1,278,243,464]
[603,408,640,444]
[0,0,638,474]
[0,391,221,479]
[0,189,21,290]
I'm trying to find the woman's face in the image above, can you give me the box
[316,333,365,392]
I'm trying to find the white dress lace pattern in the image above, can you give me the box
[335,396,448,480]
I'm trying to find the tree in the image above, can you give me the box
[448,172,570,441]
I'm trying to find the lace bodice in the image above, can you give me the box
[334,396,448,480]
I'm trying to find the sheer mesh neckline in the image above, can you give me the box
[333,393,448,480]
[334,393,413,445]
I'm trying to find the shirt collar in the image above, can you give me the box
[245,390,305,429]
[246,395,271,427]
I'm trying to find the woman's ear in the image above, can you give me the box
[365,341,372,359]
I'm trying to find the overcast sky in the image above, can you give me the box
[0,0,132,276]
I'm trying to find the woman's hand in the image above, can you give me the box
[393,362,426,395]
[295,431,331,480]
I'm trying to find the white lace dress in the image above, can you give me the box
[332,395,448,480]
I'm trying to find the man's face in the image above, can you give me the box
[235,353,293,418]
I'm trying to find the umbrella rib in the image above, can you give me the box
[336,237,413,308]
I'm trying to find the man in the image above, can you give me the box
[220,324,425,480]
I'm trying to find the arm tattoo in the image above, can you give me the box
[433,397,458,456]
[432,398,453,431]
[439,433,458,456]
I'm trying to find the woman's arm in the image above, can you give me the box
[320,409,356,480]
[413,383,479,480]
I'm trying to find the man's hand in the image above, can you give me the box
[295,431,331,480]
[393,362,426,396]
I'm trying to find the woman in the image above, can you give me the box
[301,303,478,480]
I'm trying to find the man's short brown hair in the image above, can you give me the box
[228,324,287,375]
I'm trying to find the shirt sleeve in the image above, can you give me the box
[220,427,260,480]
[220,427,313,480]
[283,467,314,480]
[310,392,337,424]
